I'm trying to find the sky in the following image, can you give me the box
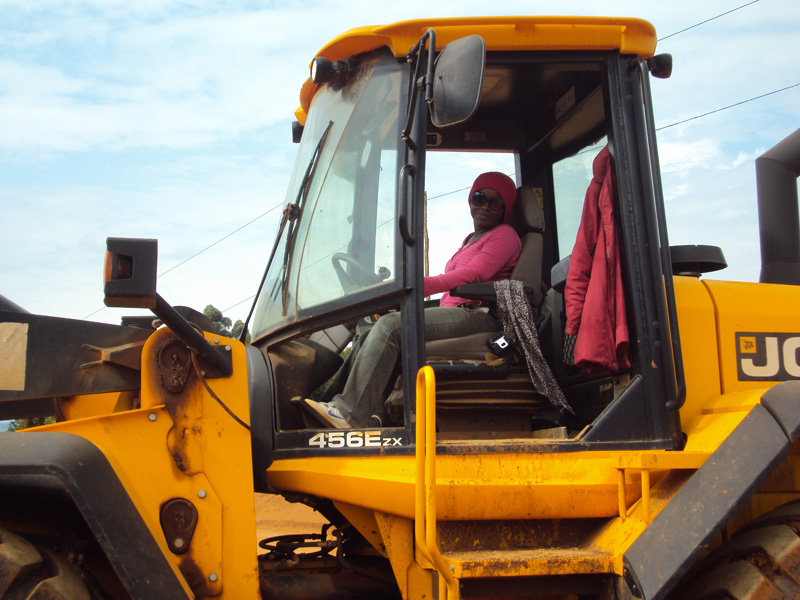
[1,0,799,329]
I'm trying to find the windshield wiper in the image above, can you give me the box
[279,120,333,313]
[240,120,333,342]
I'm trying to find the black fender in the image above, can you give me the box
[0,431,190,599]
[247,344,275,492]
[622,380,800,600]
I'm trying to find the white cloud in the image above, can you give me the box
[733,149,764,168]
[0,6,319,154]
[658,137,724,175]
[1,0,799,327]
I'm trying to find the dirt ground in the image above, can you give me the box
[254,493,329,548]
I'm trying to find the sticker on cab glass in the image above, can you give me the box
[736,332,800,381]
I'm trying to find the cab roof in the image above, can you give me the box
[295,16,657,124]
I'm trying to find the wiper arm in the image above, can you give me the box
[239,120,333,341]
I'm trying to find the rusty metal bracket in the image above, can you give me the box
[155,338,192,393]
[81,340,146,371]
[160,498,199,555]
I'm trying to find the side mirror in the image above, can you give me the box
[429,35,486,128]
[104,237,158,309]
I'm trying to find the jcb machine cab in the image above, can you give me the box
[3,15,800,600]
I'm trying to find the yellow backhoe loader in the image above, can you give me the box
[2,15,800,600]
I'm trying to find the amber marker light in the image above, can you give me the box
[104,251,133,284]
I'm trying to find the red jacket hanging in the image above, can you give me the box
[564,146,629,372]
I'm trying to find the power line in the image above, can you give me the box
[89,74,797,322]
[427,185,471,202]
[82,306,106,320]
[657,82,800,131]
[157,204,282,278]
[658,0,760,41]
[80,202,282,320]
[83,2,783,321]
[223,296,255,313]
[118,2,770,289]
[222,78,800,316]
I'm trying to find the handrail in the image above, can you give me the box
[414,366,459,599]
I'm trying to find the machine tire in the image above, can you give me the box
[0,528,90,600]
[676,500,800,600]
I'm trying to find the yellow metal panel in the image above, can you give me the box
[674,276,722,423]
[296,15,656,124]
[450,548,615,578]
[375,513,414,600]
[269,407,770,580]
[406,561,438,600]
[617,451,709,470]
[32,408,198,597]
[318,17,656,59]
[704,279,800,394]
[333,501,387,557]
[440,468,695,579]
[593,469,695,573]
[682,409,755,455]
[268,451,647,521]
[32,327,260,599]
[701,388,765,414]
[58,391,133,420]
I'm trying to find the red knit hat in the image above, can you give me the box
[469,172,517,223]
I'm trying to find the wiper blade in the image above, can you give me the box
[239,120,333,340]
[279,120,334,313]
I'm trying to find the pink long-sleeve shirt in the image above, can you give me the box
[424,224,521,307]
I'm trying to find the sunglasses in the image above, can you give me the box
[469,190,505,212]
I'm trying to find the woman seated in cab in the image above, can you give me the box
[305,171,521,428]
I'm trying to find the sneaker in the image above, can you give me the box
[303,399,352,429]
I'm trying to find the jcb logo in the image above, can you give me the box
[736,332,800,381]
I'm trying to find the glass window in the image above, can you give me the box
[252,51,403,340]
[552,137,606,258]
[424,151,517,288]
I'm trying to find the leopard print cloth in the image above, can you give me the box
[494,279,573,415]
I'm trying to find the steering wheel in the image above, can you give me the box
[331,252,384,293]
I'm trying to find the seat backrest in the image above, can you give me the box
[509,186,545,301]
[425,186,546,363]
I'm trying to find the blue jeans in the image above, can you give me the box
[329,306,499,427]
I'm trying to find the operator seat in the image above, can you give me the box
[422,185,553,435]
[425,185,545,362]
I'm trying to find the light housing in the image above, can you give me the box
[103,238,158,309]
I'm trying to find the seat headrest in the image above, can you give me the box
[512,186,544,233]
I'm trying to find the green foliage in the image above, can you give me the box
[231,320,246,341]
[9,416,55,431]
[203,304,249,343]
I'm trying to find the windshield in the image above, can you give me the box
[252,49,404,340]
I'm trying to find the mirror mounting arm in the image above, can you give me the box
[401,29,436,144]
[153,294,233,377]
